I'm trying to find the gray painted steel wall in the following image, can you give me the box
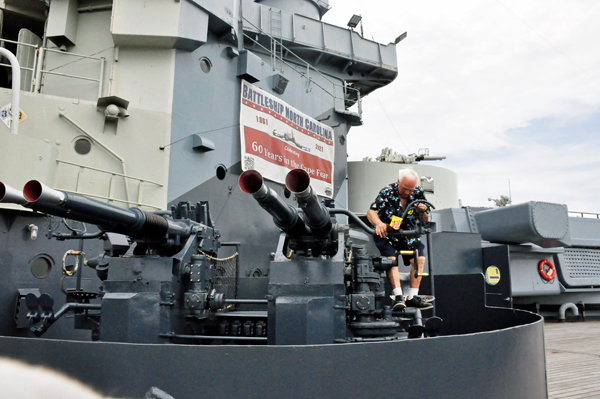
[0,273,547,399]
[0,315,546,399]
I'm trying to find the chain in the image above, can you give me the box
[198,249,238,262]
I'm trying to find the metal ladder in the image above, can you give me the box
[269,8,283,72]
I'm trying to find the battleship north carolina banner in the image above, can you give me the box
[240,80,335,198]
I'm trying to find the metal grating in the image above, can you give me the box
[214,255,238,301]
[562,248,600,278]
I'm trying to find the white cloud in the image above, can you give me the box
[324,0,600,212]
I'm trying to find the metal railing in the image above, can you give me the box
[0,46,20,134]
[56,111,164,210]
[0,38,105,98]
[0,40,159,209]
[56,159,163,210]
[569,211,600,219]
[0,38,33,91]
[242,16,362,117]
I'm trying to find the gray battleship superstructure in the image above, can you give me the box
[0,1,547,398]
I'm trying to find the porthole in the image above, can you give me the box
[216,164,227,180]
[74,137,92,155]
[30,255,53,279]
[200,57,212,73]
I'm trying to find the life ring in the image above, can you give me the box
[538,259,556,281]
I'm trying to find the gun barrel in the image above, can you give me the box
[239,170,308,236]
[0,182,28,205]
[22,180,170,238]
[285,169,332,237]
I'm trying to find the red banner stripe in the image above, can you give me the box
[244,126,333,183]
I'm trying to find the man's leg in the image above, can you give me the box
[373,236,405,310]
[386,260,402,290]
[386,260,406,310]
[408,256,426,289]
[402,240,427,299]
[405,256,433,309]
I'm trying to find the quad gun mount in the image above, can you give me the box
[1,174,438,343]
[239,168,335,257]
[1,180,223,338]
[240,169,440,343]
[240,168,432,256]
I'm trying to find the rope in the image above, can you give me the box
[60,250,87,294]
[62,250,87,276]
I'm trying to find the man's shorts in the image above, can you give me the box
[373,235,425,266]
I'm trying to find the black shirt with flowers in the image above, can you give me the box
[369,182,427,249]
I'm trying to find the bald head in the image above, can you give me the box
[397,169,419,199]
[398,168,419,182]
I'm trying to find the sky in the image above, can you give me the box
[322,0,600,213]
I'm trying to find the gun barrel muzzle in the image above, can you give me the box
[239,170,308,236]
[285,169,332,237]
[23,180,66,205]
[0,182,28,205]
[239,170,268,198]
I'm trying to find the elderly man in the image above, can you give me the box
[367,169,433,310]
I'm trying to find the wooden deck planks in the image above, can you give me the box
[545,321,600,399]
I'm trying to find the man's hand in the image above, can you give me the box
[416,203,429,223]
[375,222,389,238]
[367,209,391,238]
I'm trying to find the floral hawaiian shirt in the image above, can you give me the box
[369,182,427,249]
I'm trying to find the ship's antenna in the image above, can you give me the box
[373,92,411,153]
[508,179,512,203]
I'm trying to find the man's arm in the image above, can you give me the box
[367,209,390,238]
